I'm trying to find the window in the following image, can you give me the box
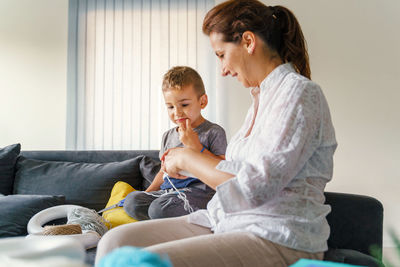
[67,0,216,150]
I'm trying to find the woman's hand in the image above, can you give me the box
[178,119,202,151]
[162,146,233,189]
[161,148,188,179]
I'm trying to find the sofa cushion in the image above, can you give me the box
[14,156,144,211]
[0,143,21,195]
[0,194,65,237]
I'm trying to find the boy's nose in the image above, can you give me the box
[175,108,183,116]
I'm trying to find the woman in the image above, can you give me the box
[95,1,337,266]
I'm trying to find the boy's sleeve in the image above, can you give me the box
[158,131,169,159]
[207,125,227,156]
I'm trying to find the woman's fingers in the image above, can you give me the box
[161,163,167,173]
[161,148,172,161]
[162,147,188,179]
[171,173,188,179]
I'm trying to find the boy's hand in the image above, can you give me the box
[178,119,202,151]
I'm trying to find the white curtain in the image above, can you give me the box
[67,0,217,150]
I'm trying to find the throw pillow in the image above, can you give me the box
[0,143,21,195]
[139,156,161,189]
[0,194,65,237]
[14,156,144,211]
[102,181,137,228]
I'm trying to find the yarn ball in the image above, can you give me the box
[42,224,82,235]
[98,246,173,267]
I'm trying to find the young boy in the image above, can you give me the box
[123,66,227,220]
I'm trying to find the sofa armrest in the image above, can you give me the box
[324,192,384,261]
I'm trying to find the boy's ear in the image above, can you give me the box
[200,94,208,109]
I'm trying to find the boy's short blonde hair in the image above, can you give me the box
[162,66,205,97]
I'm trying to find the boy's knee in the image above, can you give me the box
[148,197,183,219]
[123,191,151,220]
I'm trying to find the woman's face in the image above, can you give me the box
[209,32,255,88]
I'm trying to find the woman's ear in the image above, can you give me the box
[242,31,256,54]
[200,94,208,109]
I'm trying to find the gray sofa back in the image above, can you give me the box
[14,150,161,211]
[20,150,159,163]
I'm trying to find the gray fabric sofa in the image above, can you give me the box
[2,148,383,266]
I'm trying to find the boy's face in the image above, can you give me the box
[163,85,207,129]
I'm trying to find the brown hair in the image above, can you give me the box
[203,0,311,79]
[162,66,205,97]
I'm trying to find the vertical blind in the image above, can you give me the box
[67,0,216,150]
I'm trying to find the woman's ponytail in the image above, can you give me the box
[273,6,311,79]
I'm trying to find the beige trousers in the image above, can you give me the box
[95,215,323,267]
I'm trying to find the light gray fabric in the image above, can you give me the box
[0,194,65,237]
[159,120,227,158]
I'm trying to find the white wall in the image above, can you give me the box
[0,0,69,150]
[299,1,400,247]
[221,0,400,262]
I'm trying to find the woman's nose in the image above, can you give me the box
[221,66,230,76]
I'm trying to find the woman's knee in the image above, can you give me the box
[95,225,130,264]
[96,223,146,264]
[98,220,157,251]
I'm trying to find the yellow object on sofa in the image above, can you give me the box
[102,181,137,228]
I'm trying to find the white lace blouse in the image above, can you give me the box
[188,63,337,253]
